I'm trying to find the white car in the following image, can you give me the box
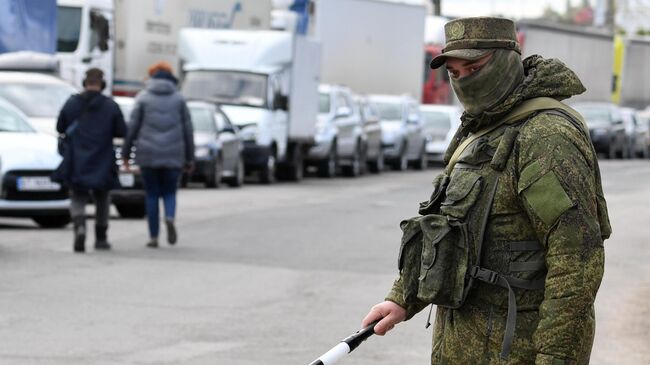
[420,104,462,163]
[0,98,70,227]
[367,94,427,171]
[0,71,77,136]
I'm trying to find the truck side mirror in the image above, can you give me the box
[335,106,351,119]
[273,94,288,111]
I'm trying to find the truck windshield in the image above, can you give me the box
[0,83,76,118]
[372,102,402,121]
[182,71,267,108]
[57,6,82,52]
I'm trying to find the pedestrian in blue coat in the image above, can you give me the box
[56,68,127,253]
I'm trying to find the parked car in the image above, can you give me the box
[0,71,77,135]
[186,101,244,188]
[111,96,146,218]
[307,84,366,177]
[420,104,462,163]
[366,94,426,170]
[0,97,71,227]
[634,110,650,158]
[571,102,627,159]
[355,96,384,173]
[620,107,647,159]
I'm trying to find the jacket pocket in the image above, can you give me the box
[418,171,483,308]
[396,217,425,305]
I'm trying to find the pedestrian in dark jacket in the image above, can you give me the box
[122,61,194,248]
[56,68,127,253]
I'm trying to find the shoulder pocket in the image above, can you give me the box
[520,168,575,226]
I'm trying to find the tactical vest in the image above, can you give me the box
[396,97,611,360]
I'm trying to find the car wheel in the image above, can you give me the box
[368,148,384,173]
[343,145,362,177]
[259,153,277,184]
[227,157,245,187]
[392,142,408,171]
[32,215,71,228]
[414,144,427,170]
[317,143,337,178]
[205,157,222,188]
[115,203,146,218]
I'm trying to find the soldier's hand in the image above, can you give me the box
[362,301,406,336]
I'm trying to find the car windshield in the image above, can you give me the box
[57,6,82,52]
[0,83,76,118]
[572,106,611,126]
[422,110,451,131]
[371,101,402,121]
[319,92,330,114]
[189,106,215,133]
[0,103,35,133]
[182,71,267,108]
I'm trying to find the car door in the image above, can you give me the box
[333,91,356,157]
[215,109,239,172]
[405,101,423,157]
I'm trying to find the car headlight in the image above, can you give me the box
[240,125,258,142]
[195,146,211,158]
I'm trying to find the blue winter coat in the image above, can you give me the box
[56,91,127,191]
[123,76,194,169]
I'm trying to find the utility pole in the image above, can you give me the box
[431,0,441,16]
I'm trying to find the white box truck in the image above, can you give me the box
[311,0,426,100]
[178,29,321,183]
[55,0,271,94]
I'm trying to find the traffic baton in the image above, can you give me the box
[307,320,380,365]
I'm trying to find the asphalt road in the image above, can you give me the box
[0,160,648,365]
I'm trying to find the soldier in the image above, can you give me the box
[362,17,611,364]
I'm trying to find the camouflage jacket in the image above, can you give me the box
[386,56,610,365]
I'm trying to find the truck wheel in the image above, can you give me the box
[227,157,245,187]
[115,203,146,219]
[368,148,384,173]
[205,157,222,188]
[318,144,337,178]
[284,145,304,182]
[260,153,277,184]
[32,215,71,228]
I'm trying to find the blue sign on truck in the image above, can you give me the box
[0,0,57,54]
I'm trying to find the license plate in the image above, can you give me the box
[17,177,61,192]
[119,173,135,187]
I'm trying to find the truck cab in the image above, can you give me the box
[178,29,320,183]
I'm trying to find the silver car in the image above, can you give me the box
[420,104,462,163]
[367,94,427,171]
[0,98,70,227]
[307,84,366,177]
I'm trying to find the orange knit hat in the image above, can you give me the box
[148,61,173,76]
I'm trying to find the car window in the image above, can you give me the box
[189,106,216,133]
[319,92,330,114]
[371,101,402,121]
[336,92,351,111]
[214,111,233,132]
[0,83,76,118]
[422,110,451,130]
[572,105,611,126]
[0,103,35,133]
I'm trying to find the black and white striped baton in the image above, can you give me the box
[307,320,379,365]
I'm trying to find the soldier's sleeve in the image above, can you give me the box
[516,115,605,365]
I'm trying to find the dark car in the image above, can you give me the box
[186,101,244,188]
[111,96,146,218]
[571,102,627,159]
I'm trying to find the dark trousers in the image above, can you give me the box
[70,189,110,227]
[141,167,182,238]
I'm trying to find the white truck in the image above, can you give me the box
[178,29,321,183]
[55,0,271,94]
[310,0,426,100]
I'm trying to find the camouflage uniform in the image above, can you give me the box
[386,18,611,365]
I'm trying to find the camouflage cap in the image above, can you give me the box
[430,17,520,69]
